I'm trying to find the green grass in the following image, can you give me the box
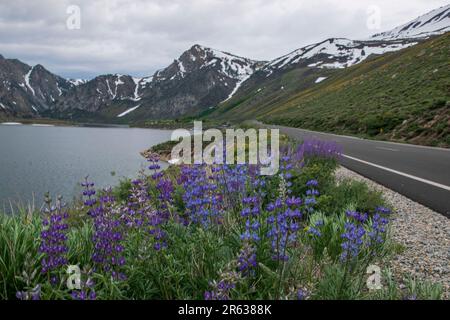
[0,151,444,300]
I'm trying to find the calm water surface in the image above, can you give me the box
[0,124,171,212]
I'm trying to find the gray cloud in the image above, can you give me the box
[0,0,448,79]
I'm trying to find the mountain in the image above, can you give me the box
[1,4,449,135]
[47,44,263,122]
[212,32,450,147]
[0,55,72,118]
[51,74,144,114]
[261,38,416,75]
[210,36,420,121]
[370,4,450,40]
[210,5,450,147]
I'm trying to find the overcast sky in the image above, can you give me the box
[0,0,448,79]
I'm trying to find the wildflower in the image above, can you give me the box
[307,220,324,237]
[39,194,69,276]
[16,285,41,300]
[71,268,97,300]
[368,213,389,245]
[375,206,391,215]
[82,177,97,208]
[340,222,366,262]
[181,165,223,226]
[306,179,318,187]
[346,210,368,223]
[237,243,257,276]
[156,178,174,204]
[147,153,163,179]
[297,289,307,300]
[71,290,97,300]
[204,270,241,300]
[82,181,126,280]
[299,138,342,160]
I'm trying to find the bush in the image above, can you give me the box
[319,179,387,215]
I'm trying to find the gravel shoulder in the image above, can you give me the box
[335,166,450,298]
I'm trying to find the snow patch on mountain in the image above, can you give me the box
[222,73,252,103]
[117,104,141,117]
[202,46,256,81]
[24,66,35,96]
[315,77,327,83]
[264,38,416,72]
[69,79,87,86]
[140,76,153,87]
[191,45,259,101]
[370,4,450,40]
[131,77,142,101]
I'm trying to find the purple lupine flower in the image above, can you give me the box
[346,210,368,223]
[180,164,223,226]
[82,177,97,208]
[204,275,239,300]
[71,290,97,300]
[125,175,169,251]
[39,194,69,276]
[368,213,389,246]
[156,178,174,204]
[375,206,391,215]
[147,153,163,179]
[82,180,126,280]
[306,179,318,187]
[340,222,366,261]
[297,289,306,300]
[266,201,303,262]
[307,220,324,237]
[16,285,41,300]
[299,138,342,160]
[71,269,96,301]
[241,219,261,242]
[237,243,258,276]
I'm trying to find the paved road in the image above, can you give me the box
[267,124,450,218]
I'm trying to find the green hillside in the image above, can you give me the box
[212,33,450,147]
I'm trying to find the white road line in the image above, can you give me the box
[342,154,450,192]
[376,147,399,152]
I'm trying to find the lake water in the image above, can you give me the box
[0,124,172,212]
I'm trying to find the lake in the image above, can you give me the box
[0,124,172,212]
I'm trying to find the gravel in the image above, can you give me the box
[335,166,450,298]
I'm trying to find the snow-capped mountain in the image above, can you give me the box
[1,5,449,122]
[148,44,263,102]
[262,38,416,75]
[371,4,450,40]
[119,44,263,119]
[68,79,87,86]
[0,55,73,117]
[257,5,449,76]
[54,74,143,114]
[48,44,263,120]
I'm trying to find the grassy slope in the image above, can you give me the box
[212,33,450,147]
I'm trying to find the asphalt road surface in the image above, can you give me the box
[266,124,450,218]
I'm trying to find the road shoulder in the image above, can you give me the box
[335,166,450,298]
